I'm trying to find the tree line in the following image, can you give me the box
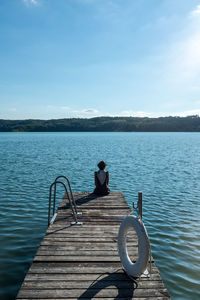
[0,116,200,132]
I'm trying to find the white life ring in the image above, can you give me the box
[118,215,150,277]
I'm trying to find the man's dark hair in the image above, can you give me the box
[97,161,106,170]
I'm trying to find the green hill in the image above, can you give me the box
[0,116,200,132]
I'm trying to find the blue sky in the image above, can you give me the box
[1,0,200,119]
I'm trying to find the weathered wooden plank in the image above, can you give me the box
[35,251,142,262]
[57,208,130,213]
[53,221,123,226]
[46,228,121,233]
[46,225,120,230]
[43,235,119,240]
[63,201,128,207]
[34,256,154,264]
[53,219,124,224]
[24,273,162,281]
[71,192,126,199]
[17,192,170,300]
[45,231,121,237]
[54,213,128,218]
[17,287,170,299]
[28,263,159,274]
[40,241,120,247]
[18,298,170,300]
[38,245,119,251]
[33,255,122,262]
[21,280,166,289]
[47,225,121,230]
[36,250,138,256]
[41,237,136,242]
[74,205,129,208]
[34,255,132,262]
[55,216,127,220]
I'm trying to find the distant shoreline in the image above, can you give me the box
[0,116,200,132]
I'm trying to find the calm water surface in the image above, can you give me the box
[0,132,200,300]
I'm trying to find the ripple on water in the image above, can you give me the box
[1,132,200,300]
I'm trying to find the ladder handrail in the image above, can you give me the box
[54,175,78,214]
[48,181,77,226]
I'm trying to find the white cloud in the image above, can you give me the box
[191,5,200,16]
[162,5,200,85]
[23,0,38,6]
[61,106,70,110]
[114,110,200,118]
[119,110,153,117]
[44,107,100,118]
[175,34,200,80]
[82,109,98,114]
[70,108,100,118]
[172,109,200,117]
[46,105,70,111]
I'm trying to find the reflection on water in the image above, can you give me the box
[0,132,200,300]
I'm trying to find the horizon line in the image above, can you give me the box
[0,114,200,121]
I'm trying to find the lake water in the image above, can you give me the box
[0,132,200,300]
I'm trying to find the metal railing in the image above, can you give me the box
[48,176,82,226]
[54,175,81,216]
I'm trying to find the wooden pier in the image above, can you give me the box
[17,191,170,299]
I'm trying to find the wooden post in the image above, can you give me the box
[138,192,143,220]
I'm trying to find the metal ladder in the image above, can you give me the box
[48,176,82,226]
